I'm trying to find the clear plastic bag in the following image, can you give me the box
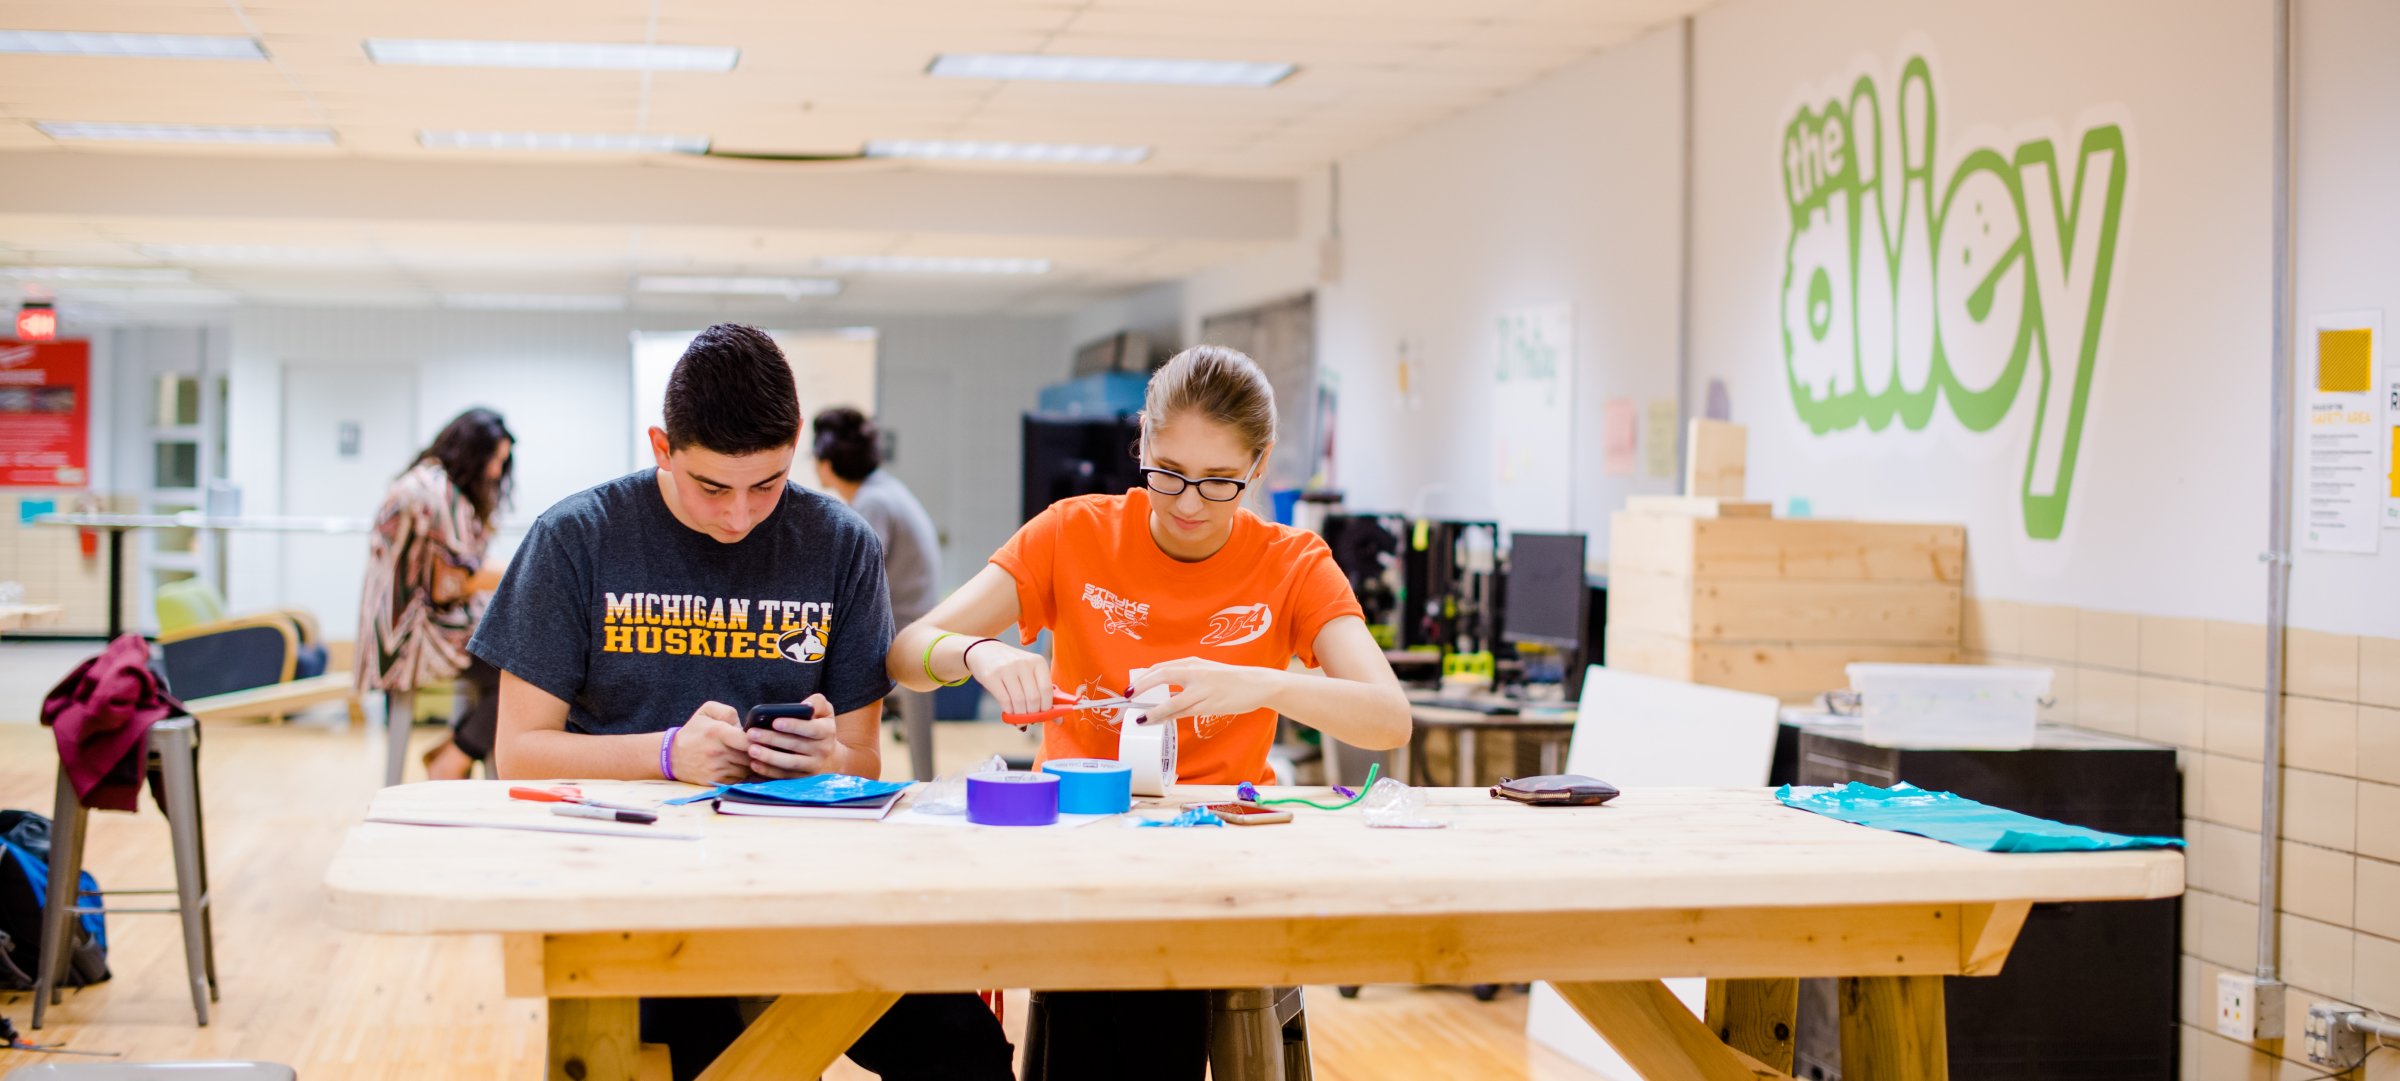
[915,754,1008,815]
[1360,777,1449,829]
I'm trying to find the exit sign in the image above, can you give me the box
[15,304,56,341]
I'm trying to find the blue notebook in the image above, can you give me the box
[1776,781,2185,853]
[664,774,912,807]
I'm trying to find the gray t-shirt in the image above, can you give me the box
[846,469,942,627]
[469,470,895,736]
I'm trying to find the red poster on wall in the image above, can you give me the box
[0,339,91,487]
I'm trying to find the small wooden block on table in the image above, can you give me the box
[326,782,2179,1081]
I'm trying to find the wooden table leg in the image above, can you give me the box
[1838,975,1948,1081]
[550,997,642,1081]
[1705,978,1797,1073]
[1552,980,1790,1081]
[695,991,900,1081]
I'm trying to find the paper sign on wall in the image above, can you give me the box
[2300,311,2383,553]
[1643,399,1679,479]
[1603,397,1637,477]
[1493,305,1574,530]
[0,339,91,487]
[2387,365,2400,529]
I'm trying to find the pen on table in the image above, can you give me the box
[550,803,659,825]
[509,785,652,814]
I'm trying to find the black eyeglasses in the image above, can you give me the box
[1139,452,1262,503]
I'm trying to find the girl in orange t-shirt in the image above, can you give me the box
[887,344,1411,1079]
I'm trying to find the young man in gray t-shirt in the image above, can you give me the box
[471,323,1010,1081]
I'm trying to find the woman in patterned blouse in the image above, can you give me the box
[355,408,514,781]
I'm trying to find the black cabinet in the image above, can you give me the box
[1780,720,2183,1081]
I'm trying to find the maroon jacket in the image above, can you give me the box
[42,634,186,812]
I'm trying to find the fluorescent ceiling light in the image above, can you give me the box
[366,38,737,72]
[816,255,1051,276]
[0,30,264,60]
[0,266,193,284]
[38,121,335,146]
[636,275,841,299]
[55,287,238,306]
[864,139,1148,165]
[928,52,1293,87]
[419,130,708,154]
[442,292,629,312]
[137,244,379,266]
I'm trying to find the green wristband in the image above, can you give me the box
[924,632,971,688]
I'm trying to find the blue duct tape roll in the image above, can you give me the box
[1043,758,1134,815]
[965,770,1060,826]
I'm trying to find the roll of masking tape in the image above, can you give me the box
[1117,672,1176,797]
[965,770,1060,826]
[1043,758,1134,814]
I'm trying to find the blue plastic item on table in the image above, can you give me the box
[1135,806,1227,828]
[664,774,913,807]
[1775,781,2185,853]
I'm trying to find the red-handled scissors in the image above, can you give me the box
[1001,688,1139,725]
[508,785,652,814]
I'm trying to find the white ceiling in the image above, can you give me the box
[0,0,1713,316]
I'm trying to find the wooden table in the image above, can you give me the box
[32,513,366,639]
[324,781,2182,1081]
[0,602,64,632]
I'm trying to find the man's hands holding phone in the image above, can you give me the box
[670,694,838,784]
[742,693,840,779]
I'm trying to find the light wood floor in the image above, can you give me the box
[0,706,1606,1079]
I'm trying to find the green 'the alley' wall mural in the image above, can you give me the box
[1780,50,2130,540]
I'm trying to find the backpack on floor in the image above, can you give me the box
[0,809,110,990]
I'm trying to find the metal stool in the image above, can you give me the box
[383,688,417,788]
[1207,987,1312,1081]
[33,716,218,1029]
[1019,987,1311,1081]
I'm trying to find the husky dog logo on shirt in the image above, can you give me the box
[1201,603,1274,648]
[775,620,828,663]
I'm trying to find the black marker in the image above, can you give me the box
[551,804,658,825]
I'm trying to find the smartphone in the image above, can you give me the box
[744,702,822,732]
[1187,801,1292,826]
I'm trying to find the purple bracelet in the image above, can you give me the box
[659,725,682,782]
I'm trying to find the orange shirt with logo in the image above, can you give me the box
[990,489,1365,785]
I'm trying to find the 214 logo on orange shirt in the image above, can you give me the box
[1201,604,1274,648]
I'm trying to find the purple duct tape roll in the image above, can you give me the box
[965,770,1061,826]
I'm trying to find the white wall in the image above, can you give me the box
[1688,0,2281,627]
[1065,282,1185,361]
[225,305,1068,627]
[2287,0,2400,638]
[1118,33,1687,549]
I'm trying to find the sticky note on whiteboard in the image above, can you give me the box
[2318,327,2371,392]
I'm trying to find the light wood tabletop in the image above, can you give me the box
[326,780,2183,1081]
[0,603,64,631]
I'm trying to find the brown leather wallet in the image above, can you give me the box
[1490,774,1621,806]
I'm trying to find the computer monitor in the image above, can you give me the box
[1501,532,1588,650]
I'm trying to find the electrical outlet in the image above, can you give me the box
[2305,1003,2366,1067]
[2218,973,2258,1040]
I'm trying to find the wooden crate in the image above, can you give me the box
[1605,510,1966,702]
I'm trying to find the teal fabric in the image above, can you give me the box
[1776,781,2185,853]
